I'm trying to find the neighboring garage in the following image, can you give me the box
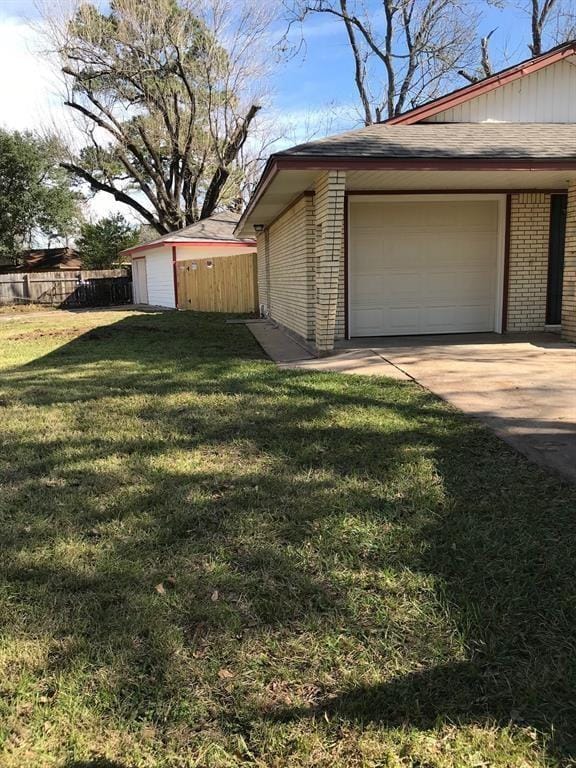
[348,196,504,337]
[122,211,256,308]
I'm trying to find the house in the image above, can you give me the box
[0,247,81,273]
[121,211,256,307]
[236,41,576,353]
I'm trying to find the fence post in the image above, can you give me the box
[23,273,30,304]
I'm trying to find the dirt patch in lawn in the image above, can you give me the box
[3,328,85,342]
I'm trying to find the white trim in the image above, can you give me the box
[494,196,507,334]
[346,192,507,337]
[349,193,507,204]
[346,195,351,340]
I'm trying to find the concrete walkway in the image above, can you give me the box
[247,321,411,380]
[248,322,576,483]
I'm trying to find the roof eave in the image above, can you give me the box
[120,238,256,257]
[234,157,280,236]
[287,156,576,168]
[235,153,576,231]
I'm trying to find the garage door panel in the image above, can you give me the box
[455,305,494,329]
[423,306,458,331]
[426,270,493,302]
[426,272,459,301]
[350,233,385,269]
[386,272,421,302]
[351,200,498,231]
[351,274,387,303]
[349,200,499,336]
[459,271,495,301]
[387,307,421,334]
[423,304,493,332]
[352,308,385,335]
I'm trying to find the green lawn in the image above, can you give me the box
[1,309,575,768]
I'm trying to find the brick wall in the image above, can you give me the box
[314,171,346,352]
[257,195,315,341]
[335,212,346,341]
[562,184,576,342]
[507,193,551,332]
[256,231,268,314]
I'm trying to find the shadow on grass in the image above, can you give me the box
[65,761,131,768]
[1,311,576,763]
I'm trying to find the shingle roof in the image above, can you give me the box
[279,123,576,160]
[136,211,254,250]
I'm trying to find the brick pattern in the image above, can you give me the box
[314,171,346,352]
[256,231,268,314]
[256,196,315,340]
[335,216,346,341]
[507,193,551,332]
[562,184,576,342]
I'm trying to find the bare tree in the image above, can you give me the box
[522,0,576,55]
[528,0,558,55]
[283,0,480,124]
[43,0,278,234]
[471,0,576,80]
[459,28,496,83]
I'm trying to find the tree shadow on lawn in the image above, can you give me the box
[65,761,130,768]
[2,311,576,763]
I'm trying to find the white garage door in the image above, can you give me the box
[349,199,499,336]
[145,250,176,308]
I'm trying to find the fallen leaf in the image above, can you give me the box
[155,583,166,595]
[218,668,234,680]
[211,590,219,602]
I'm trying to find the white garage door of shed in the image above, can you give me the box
[349,199,500,337]
[145,251,176,308]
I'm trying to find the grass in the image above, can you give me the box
[0,303,58,314]
[1,308,575,768]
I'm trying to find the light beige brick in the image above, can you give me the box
[314,171,346,352]
[507,193,551,332]
[256,195,315,340]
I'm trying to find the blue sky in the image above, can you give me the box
[0,0,562,131]
[270,2,557,126]
[0,0,568,219]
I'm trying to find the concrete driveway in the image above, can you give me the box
[248,323,576,483]
[343,333,576,483]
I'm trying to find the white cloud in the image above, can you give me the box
[0,16,63,132]
[257,103,361,154]
[0,14,136,223]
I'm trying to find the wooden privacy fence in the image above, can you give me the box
[0,269,132,308]
[176,252,258,313]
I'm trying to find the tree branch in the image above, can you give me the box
[339,0,373,125]
[61,162,163,232]
[200,104,260,219]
